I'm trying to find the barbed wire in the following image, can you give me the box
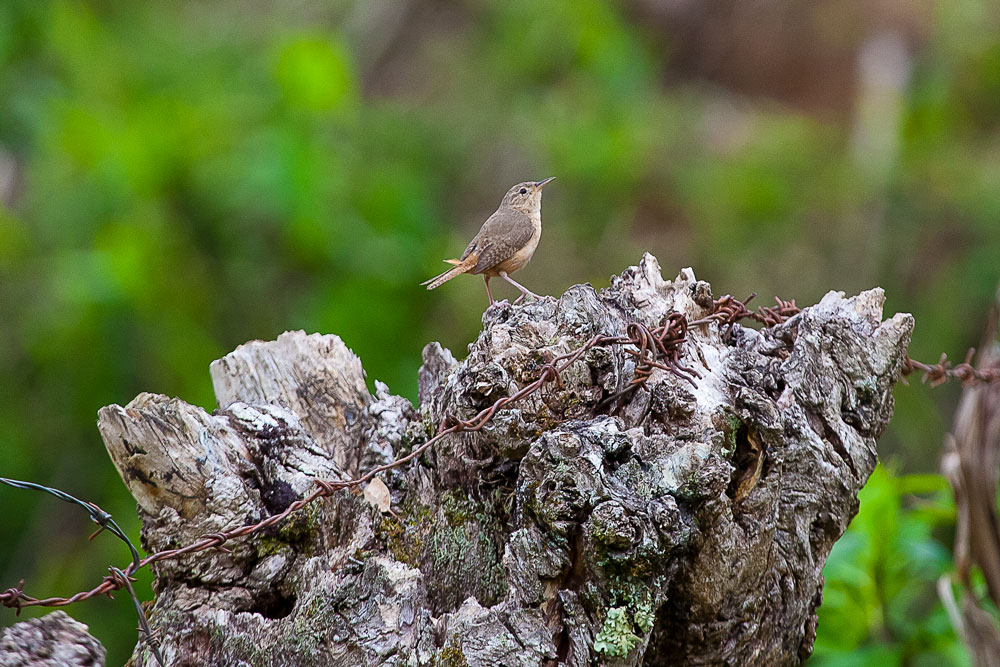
[2,293,998,649]
[0,478,141,572]
[0,477,163,664]
[902,348,1000,387]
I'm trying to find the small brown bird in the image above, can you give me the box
[422,177,554,305]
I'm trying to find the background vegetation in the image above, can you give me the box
[1,1,998,663]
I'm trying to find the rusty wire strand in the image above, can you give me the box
[2,294,998,619]
[902,348,1000,387]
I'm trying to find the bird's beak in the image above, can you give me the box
[534,177,556,189]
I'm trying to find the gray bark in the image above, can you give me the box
[8,254,914,666]
[0,611,105,667]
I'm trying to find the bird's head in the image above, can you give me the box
[502,177,555,214]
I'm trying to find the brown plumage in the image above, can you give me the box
[422,251,480,291]
[421,177,554,305]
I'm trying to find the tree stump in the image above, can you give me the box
[0,611,105,667]
[18,254,914,665]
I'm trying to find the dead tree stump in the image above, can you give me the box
[19,255,914,665]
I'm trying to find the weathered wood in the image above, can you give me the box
[0,611,105,667]
[8,254,914,666]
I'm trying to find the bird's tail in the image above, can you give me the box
[421,253,478,290]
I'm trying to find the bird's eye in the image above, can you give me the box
[519,188,527,195]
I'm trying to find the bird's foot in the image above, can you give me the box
[513,291,540,305]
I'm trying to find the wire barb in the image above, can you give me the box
[0,478,142,572]
[902,349,1000,386]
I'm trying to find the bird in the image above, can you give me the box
[422,177,554,305]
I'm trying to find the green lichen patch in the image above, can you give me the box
[632,590,655,634]
[723,414,742,458]
[440,488,473,527]
[591,569,658,658]
[253,500,321,560]
[378,504,430,567]
[397,418,434,457]
[856,376,878,397]
[431,644,469,666]
[594,606,641,657]
[375,487,510,612]
[425,499,508,611]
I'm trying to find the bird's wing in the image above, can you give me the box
[460,209,534,274]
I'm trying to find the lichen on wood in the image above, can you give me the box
[13,254,914,666]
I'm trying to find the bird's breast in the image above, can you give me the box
[492,212,541,275]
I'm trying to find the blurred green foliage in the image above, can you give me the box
[815,465,966,666]
[1,0,998,663]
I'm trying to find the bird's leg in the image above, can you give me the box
[483,276,495,305]
[500,271,539,304]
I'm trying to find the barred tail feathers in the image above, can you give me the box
[421,254,478,290]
